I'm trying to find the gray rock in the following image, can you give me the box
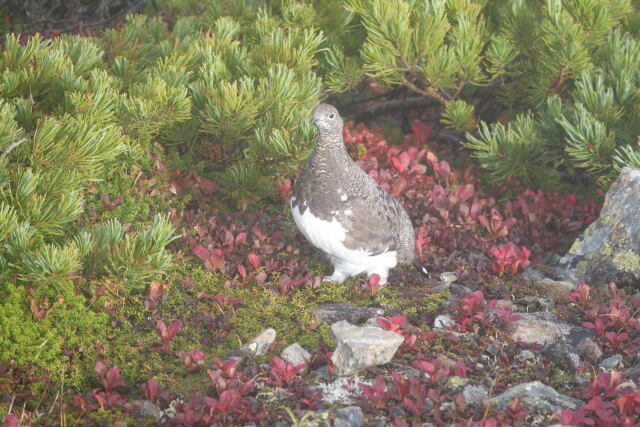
[489,381,583,414]
[486,343,501,356]
[364,317,385,328]
[556,168,640,288]
[316,376,364,405]
[447,377,489,407]
[576,337,603,364]
[506,312,596,346]
[434,314,455,330]
[225,328,276,363]
[315,302,384,325]
[388,406,405,418]
[520,296,555,312]
[598,354,624,371]
[517,350,537,362]
[290,406,366,427]
[334,406,366,427]
[314,365,331,381]
[625,364,640,380]
[246,328,277,357]
[330,320,404,375]
[539,278,577,299]
[543,341,583,371]
[445,377,487,407]
[520,266,547,284]
[617,380,637,393]
[521,266,578,298]
[396,365,422,381]
[463,384,489,407]
[440,272,458,284]
[449,284,474,301]
[575,376,591,387]
[139,400,162,420]
[281,343,311,368]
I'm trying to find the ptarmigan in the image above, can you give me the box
[291,103,427,285]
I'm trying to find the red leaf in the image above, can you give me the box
[234,232,247,246]
[247,253,261,269]
[193,245,210,261]
[390,151,411,173]
[237,264,247,279]
[411,120,432,144]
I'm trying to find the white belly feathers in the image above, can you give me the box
[291,200,398,280]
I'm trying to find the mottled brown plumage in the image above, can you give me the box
[291,103,422,284]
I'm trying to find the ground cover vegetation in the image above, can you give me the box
[1,0,639,425]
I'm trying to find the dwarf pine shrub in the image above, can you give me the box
[320,0,640,189]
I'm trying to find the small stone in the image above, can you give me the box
[617,380,637,393]
[506,312,596,346]
[449,284,474,300]
[537,277,578,298]
[334,406,365,427]
[625,364,640,380]
[598,354,624,371]
[364,317,385,328]
[494,299,515,310]
[439,401,455,412]
[314,365,331,381]
[517,350,536,362]
[139,400,162,421]
[395,365,422,381]
[575,376,591,387]
[486,343,501,356]
[281,343,311,368]
[227,328,276,362]
[576,337,603,364]
[434,314,455,330]
[520,266,547,284]
[520,296,555,312]
[440,272,458,284]
[389,406,405,418]
[463,384,488,407]
[543,341,583,371]
[489,381,583,414]
[315,302,385,325]
[316,377,363,405]
[330,320,404,376]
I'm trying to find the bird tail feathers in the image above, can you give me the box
[413,260,429,278]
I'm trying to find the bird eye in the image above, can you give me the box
[329,113,335,119]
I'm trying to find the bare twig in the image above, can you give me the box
[403,78,448,105]
[0,136,29,159]
[8,395,15,414]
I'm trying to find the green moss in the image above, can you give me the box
[612,249,640,272]
[601,242,613,257]
[162,264,353,356]
[0,283,108,390]
[447,376,471,389]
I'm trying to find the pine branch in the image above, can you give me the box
[0,136,30,159]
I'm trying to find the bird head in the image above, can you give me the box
[311,103,343,136]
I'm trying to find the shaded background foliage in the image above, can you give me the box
[0,0,147,34]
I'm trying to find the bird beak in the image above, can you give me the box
[311,117,319,126]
